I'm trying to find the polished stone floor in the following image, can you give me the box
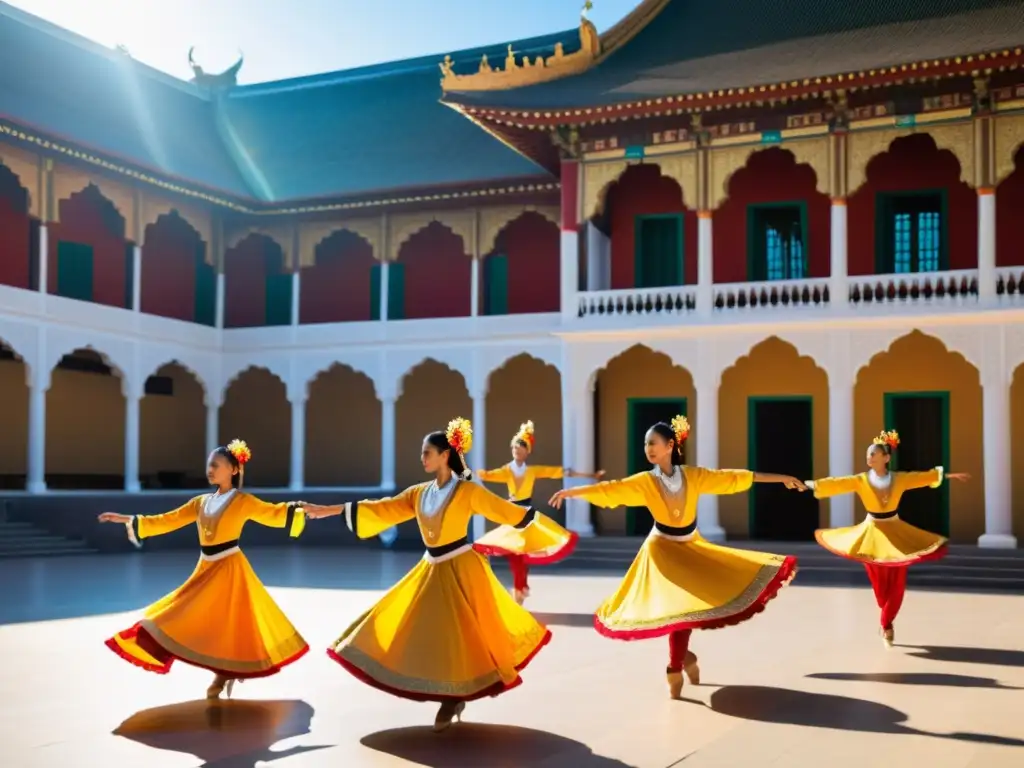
[1,547,1023,767]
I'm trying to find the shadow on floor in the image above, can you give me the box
[898,645,1024,668]
[530,611,596,629]
[361,723,635,767]
[113,699,330,767]
[699,685,1024,747]
[806,672,1020,690]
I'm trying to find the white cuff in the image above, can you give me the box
[125,516,141,549]
[804,480,816,490]
[344,502,353,532]
[930,466,945,489]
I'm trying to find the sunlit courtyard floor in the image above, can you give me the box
[1,547,1023,767]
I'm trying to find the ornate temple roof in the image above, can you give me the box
[443,0,1024,111]
[0,1,574,204]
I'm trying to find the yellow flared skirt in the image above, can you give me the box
[815,517,948,566]
[595,533,797,640]
[106,551,309,677]
[328,549,551,702]
[472,512,579,564]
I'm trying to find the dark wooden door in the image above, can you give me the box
[750,398,818,541]
[887,393,948,535]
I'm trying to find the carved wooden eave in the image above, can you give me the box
[440,19,601,93]
[457,46,1024,128]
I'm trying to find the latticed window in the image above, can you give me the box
[877,192,946,274]
[748,204,806,281]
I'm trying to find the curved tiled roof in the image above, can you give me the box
[446,0,1024,109]
[0,1,574,203]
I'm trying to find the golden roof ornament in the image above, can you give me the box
[189,47,244,91]
[440,8,601,93]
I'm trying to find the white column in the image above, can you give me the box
[695,380,725,541]
[379,261,390,321]
[827,382,855,527]
[978,190,996,302]
[697,212,713,315]
[830,201,849,307]
[124,390,141,492]
[470,384,487,540]
[979,370,1016,548]
[560,229,579,321]
[290,271,301,326]
[470,258,480,317]
[289,396,305,491]
[205,398,220,454]
[569,381,596,537]
[26,373,47,493]
[37,223,48,294]
[380,394,396,490]
[131,244,142,312]
[215,272,226,329]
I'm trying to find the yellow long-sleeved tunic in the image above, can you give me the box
[570,467,796,638]
[474,463,577,562]
[327,479,551,702]
[106,491,308,677]
[812,467,948,565]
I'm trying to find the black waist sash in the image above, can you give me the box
[201,539,240,556]
[513,506,537,529]
[426,536,469,558]
[654,520,697,537]
[868,511,898,520]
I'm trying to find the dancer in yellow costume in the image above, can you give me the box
[474,420,605,604]
[98,440,309,699]
[550,416,803,700]
[807,429,970,647]
[303,418,551,732]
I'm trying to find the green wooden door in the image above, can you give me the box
[387,262,405,320]
[485,254,509,315]
[634,215,683,288]
[194,245,216,327]
[56,241,94,301]
[264,273,292,326]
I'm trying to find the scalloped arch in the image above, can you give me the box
[47,344,128,380]
[220,363,289,402]
[389,212,475,262]
[726,333,833,382]
[485,350,561,392]
[854,329,981,384]
[143,358,210,396]
[584,341,696,391]
[710,141,830,210]
[306,360,381,400]
[848,127,974,197]
[479,207,560,257]
[0,146,38,217]
[395,356,471,400]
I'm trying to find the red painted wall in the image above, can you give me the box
[0,195,31,290]
[996,146,1024,267]
[607,163,698,289]
[848,133,976,276]
[225,234,284,328]
[398,222,471,319]
[489,212,560,314]
[49,188,128,307]
[141,213,202,322]
[300,230,375,324]
[712,148,831,283]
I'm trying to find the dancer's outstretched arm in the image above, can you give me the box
[304,488,417,539]
[548,473,647,510]
[804,475,861,499]
[900,467,971,491]
[98,497,201,546]
[245,496,307,538]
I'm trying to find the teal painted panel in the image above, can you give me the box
[56,241,93,301]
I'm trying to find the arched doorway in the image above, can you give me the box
[141,212,213,325]
[396,223,471,320]
[593,344,695,535]
[219,367,291,487]
[305,364,381,486]
[719,336,828,541]
[854,331,982,540]
[0,161,32,290]
[46,348,125,489]
[0,340,28,488]
[394,359,471,487]
[140,362,207,489]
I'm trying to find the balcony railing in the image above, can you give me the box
[996,267,1024,302]
[576,285,697,319]
[713,277,830,312]
[848,269,978,307]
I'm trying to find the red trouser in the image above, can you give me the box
[864,564,908,629]
[667,629,692,672]
[508,555,530,591]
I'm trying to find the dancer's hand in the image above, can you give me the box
[98,512,132,524]
[594,470,606,479]
[781,476,807,491]
[548,489,572,509]
[947,472,971,482]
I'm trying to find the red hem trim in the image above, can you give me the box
[814,531,948,567]
[593,556,798,640]
[105,624,309,679]
[325,628,552,703]
[473,531,579,565]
